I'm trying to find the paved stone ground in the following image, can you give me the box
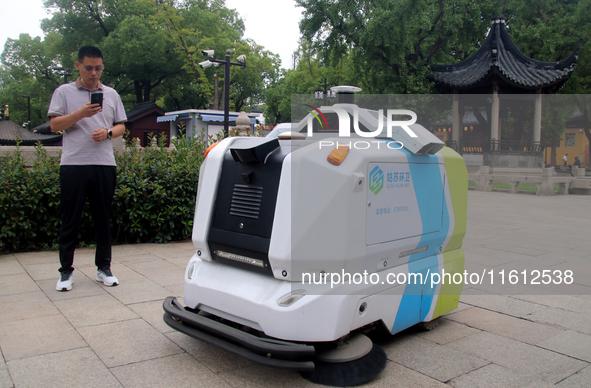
[1,191,591,387]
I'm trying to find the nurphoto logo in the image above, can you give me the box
[304,105,419,138]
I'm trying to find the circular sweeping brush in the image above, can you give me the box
[300,334,387,387]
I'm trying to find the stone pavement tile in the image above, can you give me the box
[128,299,174,334]
[76,261,144,283]
[537,331,591,362]
[525,306,591,334]
[123,258,185,287]
[446,307,563,345]
[110,353,231,388]
[382,335,489,382]
[102,278,172,305]
[0,314,87,361]
[0,358,13,388]
[362,361,448,388]
[161,254,192,269]
[459,294,546,318]
[513,295,591,315]
[557,365,591,387]
[453,302,472,313]
[415,318,481,345]
[54,294,139,328]
[476,242,548,257]
[151,245,195,260]
[447,331,587,384]
[217,363,316,388]
[77,318,183,367]
[6,347,121,388]
[18,260,62,281]
[0,273,39,297]
[448,363,555,388]
[165,331,252,374]
[164,284,185,301]
[111,244,153,256]
[12,250,57,265]
[0,256,25,276]
[462,251,514,268]
[0,290,60,323]
[37,272,107,302]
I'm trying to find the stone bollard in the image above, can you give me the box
[112,135,124,153]
[476,166,492,191]
[572,166,586,177]
[538,167,555,196]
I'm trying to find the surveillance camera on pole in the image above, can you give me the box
[199,60,213,69]
[202,50,215,58]
[236,55,246,63]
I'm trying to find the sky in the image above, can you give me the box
[0,0,303,69]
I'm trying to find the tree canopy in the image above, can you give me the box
[0,0,279,127]
[1,0,590,143]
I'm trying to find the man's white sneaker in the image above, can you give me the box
[56,272,73,291]
[96,268,119,286]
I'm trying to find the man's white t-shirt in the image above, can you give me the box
[48,79,127,166]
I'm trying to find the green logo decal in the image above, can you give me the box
[369,166,384,195]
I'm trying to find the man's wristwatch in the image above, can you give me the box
[107,129,113,139]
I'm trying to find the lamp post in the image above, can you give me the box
[314,78,336,106]
[20,92,37,128]
[199,49,246,138]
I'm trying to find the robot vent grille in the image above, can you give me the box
[230,184,263,219]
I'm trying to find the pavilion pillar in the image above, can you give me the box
[490,84,500,148]
[533,90,542,144]
[452,92,460,148]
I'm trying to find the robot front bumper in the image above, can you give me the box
[162,296,315,371]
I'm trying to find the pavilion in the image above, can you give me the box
[430,16,580,167]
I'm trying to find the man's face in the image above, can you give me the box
[75,56,104,89]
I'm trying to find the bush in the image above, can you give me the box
[0,143,61,252]
[0,132,221,253]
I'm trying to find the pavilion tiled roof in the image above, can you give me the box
[430,17,580,93]
[0,119,62,146]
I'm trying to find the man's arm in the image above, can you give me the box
[50,102,101,132]
[90,123,127,142]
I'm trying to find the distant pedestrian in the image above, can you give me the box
[574,156,581,168]
[563,153,568,166]
[48,46,127,292]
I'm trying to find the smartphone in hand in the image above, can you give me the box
[90,92,103,109]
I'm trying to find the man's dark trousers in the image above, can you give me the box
[58,165,117,274]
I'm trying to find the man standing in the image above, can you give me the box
[48,46,127,291]
[563,153,568,166]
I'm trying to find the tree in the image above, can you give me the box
[296,0,501,94]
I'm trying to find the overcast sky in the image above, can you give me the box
[1,0,303,69]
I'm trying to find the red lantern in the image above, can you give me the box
[470,126,474,131]
[438,128,441,132]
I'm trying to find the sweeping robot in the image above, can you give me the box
[163,89,468,386]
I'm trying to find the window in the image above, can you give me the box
[564,133,576,147]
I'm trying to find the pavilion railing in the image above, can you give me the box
[452,140,545,155]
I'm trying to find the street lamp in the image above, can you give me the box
[314,78,336,106]
[200,49,246,138]
[50,67,73,84]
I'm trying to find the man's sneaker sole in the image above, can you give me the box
[56,275,73,291]
[96,272,119,287]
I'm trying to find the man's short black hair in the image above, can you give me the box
[77,46,103,62]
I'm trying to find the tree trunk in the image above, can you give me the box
[144,83,152,102]
[134,81,143,103]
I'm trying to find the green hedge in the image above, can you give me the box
[0,134,218,253]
